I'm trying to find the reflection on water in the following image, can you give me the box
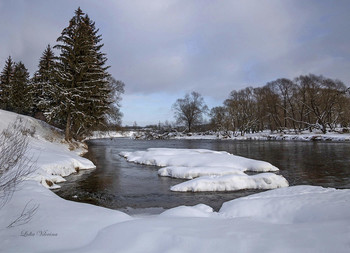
[54,138,350,214]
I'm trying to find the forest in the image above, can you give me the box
[0,8,124,141]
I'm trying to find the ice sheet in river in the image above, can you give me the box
[120,148,288,192]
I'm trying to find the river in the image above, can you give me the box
[54,138,350,215]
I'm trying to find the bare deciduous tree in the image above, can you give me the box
[104,77,125,128]
[172,92,208,132]
[209,106,229,132]
[293,74,347,133]
[218,74,349,135]
[224,87,259,135]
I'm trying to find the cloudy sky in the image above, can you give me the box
[1,0,350,125]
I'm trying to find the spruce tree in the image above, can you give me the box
[0,56,15,110]
[32,45,57,119]
[54,7,111,141]
[11,62,32,115]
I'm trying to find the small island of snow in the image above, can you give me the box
[120,148,288,192]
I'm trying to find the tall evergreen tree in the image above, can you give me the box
[32,44,57,119]
[0,56,15,110]
[54,7,111,141]
[11,62,32,115]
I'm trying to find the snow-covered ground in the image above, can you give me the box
[88,130,135,140]
[184,130,350,141]
[1,182,349,253]
[0,110,95,189]
[1,110,350,252]
[120,148,288,192]
[80,128,350,142]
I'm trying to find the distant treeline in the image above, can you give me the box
[144,74,350,135]
[210,75,350,134]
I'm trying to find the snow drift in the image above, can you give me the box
[220,185,350,224]
[1,183,349,253]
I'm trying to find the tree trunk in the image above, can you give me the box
[283,99,287,128]
[65,111,71,142]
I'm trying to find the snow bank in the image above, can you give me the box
[121,148,287,192]
[0,109,61,142]
[87,130,134,140]
[27,138,96,189]
[170,173,289,192]
[235,131,350,141]
[77,186,350,253]
[219,185,350,224]
[132,129,350,141]
[0,181,131,253]
[2,184,349,253]
[159,204,215,217]
[0,109,95,189]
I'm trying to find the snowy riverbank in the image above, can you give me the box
[88,130,135,140]
[0,110,95,189]
[1,182,350,253]
[1,110,350,252]
[127,129,350,141]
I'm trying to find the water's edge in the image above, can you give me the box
[54,138,350,215]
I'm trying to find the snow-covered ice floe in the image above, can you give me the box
[170,173,288,192]
[120,148,288,192]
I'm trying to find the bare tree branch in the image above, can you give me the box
[7,200,40,228]
[0,117,37,209]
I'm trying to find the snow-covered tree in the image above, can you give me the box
[11,62,32,115]
[32,45,57,119]
[54,8,112,141]
[0,56,15,110]
[0,58,33,115]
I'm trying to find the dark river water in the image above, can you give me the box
[54,138,350,215]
